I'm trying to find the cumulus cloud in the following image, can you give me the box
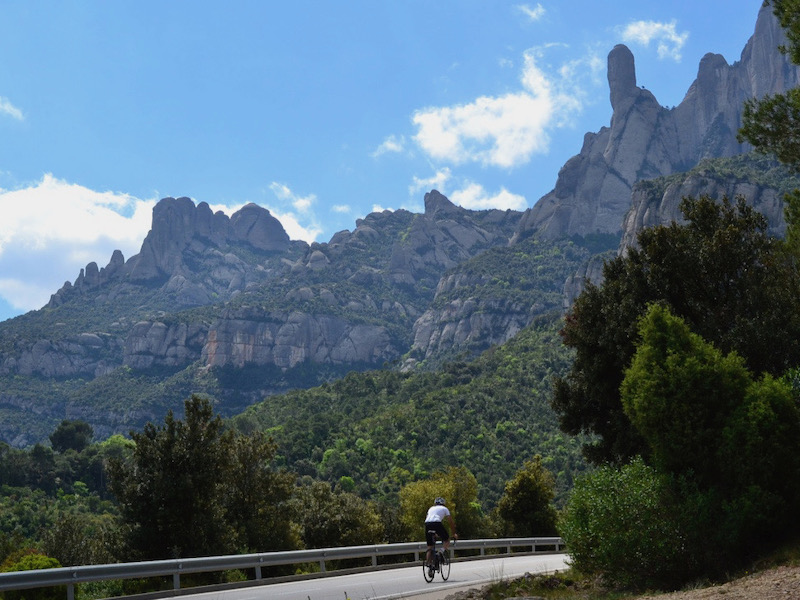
[267,181,322,242]
[0,97,23,121]
[412,47,584,168]
[450,182,527,211]
[621,20,688,61]
[0,174,156,313]
[331,204,351,214]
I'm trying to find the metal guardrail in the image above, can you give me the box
[0,537,564,600]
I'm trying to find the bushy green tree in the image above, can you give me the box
[49,420,94,454]
[398,467,485,541]
[108,395,297,559]
[292,481,383,549]
[224,432,298,552]
[553,195,800,465]
[496,456,557,537]
[559,457,689,590]
[623,305,800,575]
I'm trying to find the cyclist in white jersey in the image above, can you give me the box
[424,497,457,568]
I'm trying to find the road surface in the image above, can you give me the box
[182,553,569,600]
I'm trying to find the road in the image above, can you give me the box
[182,553,569,600]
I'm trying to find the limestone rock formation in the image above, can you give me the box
[516,3,800,241]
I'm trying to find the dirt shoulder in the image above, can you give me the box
[633,565,800,600]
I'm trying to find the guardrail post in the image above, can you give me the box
[255,565,262,580]
[67,583,74,600]
[173,572,180,590]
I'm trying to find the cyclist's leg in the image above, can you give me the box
[424,525,436,566]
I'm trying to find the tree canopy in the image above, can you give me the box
[552,195,800,465]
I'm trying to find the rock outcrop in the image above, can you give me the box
[516,3,800,241]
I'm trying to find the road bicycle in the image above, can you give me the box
[422,533,452,583]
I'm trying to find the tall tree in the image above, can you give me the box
[108,395,298,559]
[552,195,800,464]
[496,456,558,536]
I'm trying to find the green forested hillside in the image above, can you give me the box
[231,313,588,509]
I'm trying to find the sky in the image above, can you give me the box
[0,0,767,323]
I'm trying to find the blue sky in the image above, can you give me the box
[0,0,765,322]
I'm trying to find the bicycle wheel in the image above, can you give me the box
[440,550,451,580]
[423,559,435,583]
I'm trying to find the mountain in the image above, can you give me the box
[1,4,798,448]
[513,3,800,242]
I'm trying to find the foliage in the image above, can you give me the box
[291,480,383,548]
[562,305,800,588]
[552,195,800,465]
[107,395,297,559]
[559,457,690,590]
[496,456,558,537]
[49,421,94,454]
[398,467,484,541]
[231,314,588,511]
[0,550,64,600]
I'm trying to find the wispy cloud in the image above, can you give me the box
[517,3,545,22]
[331,204,351,214]
[0,97,23,121]
[621,20,688,61]
[0,174,155,313]
[411,47,584,168]
[372,134,407,158]
[409,167,452,196]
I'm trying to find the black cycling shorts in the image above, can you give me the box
[424,521,449,546]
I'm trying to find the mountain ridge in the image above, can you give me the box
[1,5,798,447]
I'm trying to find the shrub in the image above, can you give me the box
[559,458,691,590]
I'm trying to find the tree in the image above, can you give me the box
[224,432,298,552]
[620,304,751,485]
[496,456,557,536]
[108,396,233,559]
[398,467,485,541]
[292,481,383,549]
[108,395,298,559]
[620,304,800,573]
[552,195,800,465]
[49,420,94,453]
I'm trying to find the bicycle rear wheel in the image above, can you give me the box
[423,560,435,583]
[440,550,450,580]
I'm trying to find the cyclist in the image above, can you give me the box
[424,497,457,569]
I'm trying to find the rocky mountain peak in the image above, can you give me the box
[424,189,461,217]
[230,203,290,251]
[607,44,638,112]
[515,4,800,241]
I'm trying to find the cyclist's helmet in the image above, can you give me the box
[434,497,446,505]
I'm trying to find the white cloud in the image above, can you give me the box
[409,168,452,196]
[450,182,527,211]
[331,204,351,214]
[621,20,688,61]
[372,134,407,158]
[0,97,23,121]
[412,47,584,168]
[517,3,545,22]
[0,174,156,313]
[266,181,321,242]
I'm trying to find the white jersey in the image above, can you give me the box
[425,505,450,523]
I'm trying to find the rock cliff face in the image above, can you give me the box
[515,4,800,241]
[620,159,792,251]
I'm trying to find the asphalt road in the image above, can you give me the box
[181,553,569,600]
